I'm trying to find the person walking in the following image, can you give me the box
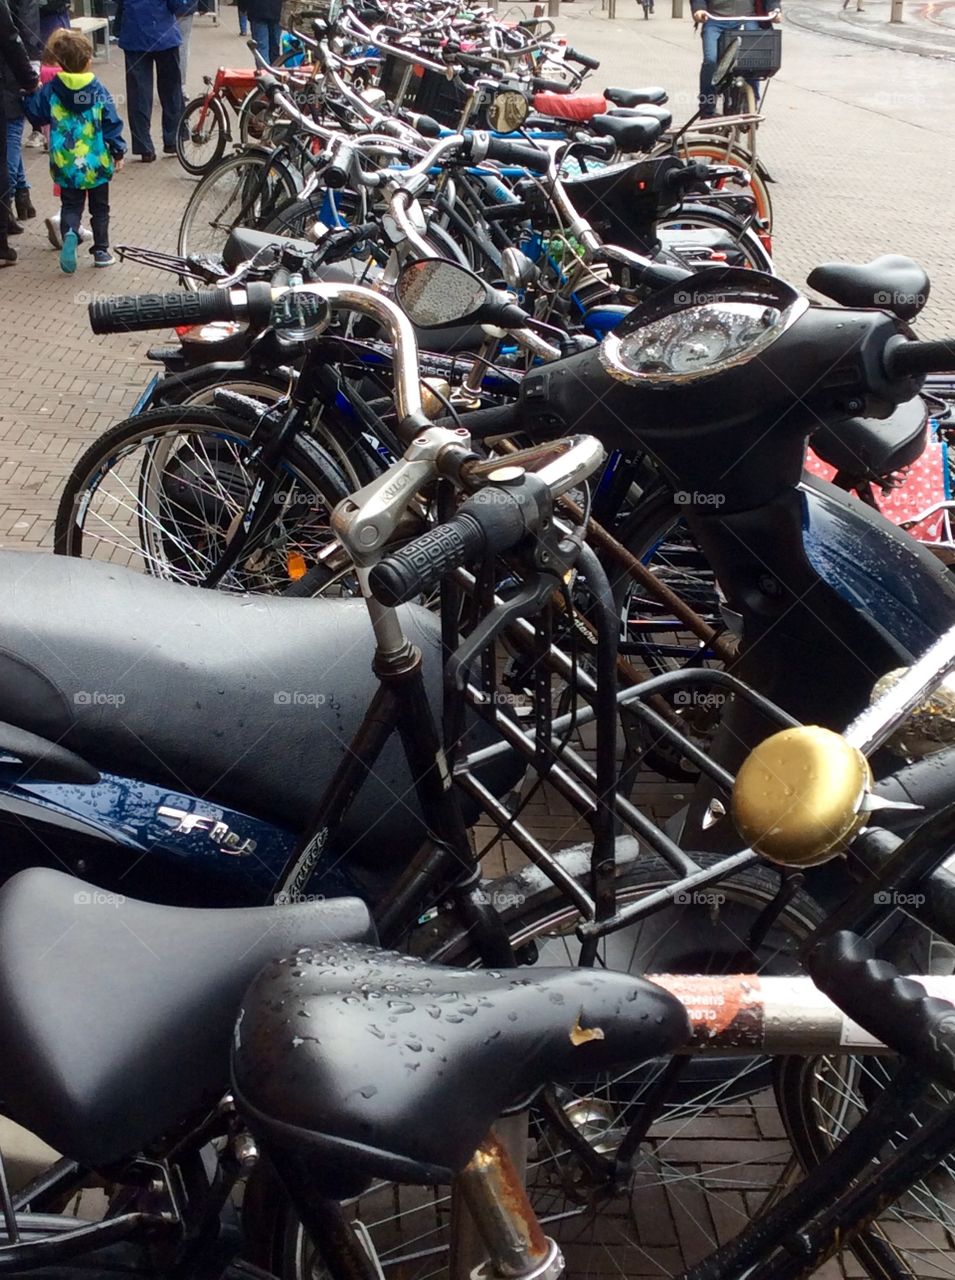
[236,0,247,35]
[0,0,36,264]
[692,0,779,118]
[115,0,188,159]
[4,0,41,224]
[245,0,280,65]
[22,27,125,270]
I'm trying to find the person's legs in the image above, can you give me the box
[124,50,156,156]
[237,2,248,34]
[249,18,271,60]
[88,183,109,249]
[155,46,185,150]
[267,20,281,64]
[59,187,84,271]
[699,18,725,117]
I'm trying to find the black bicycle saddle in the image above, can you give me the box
[232,944,690,1195]
[808,255,930,321]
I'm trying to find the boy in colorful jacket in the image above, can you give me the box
[22,27,126,271]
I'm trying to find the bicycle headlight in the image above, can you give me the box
[600,299,802,384]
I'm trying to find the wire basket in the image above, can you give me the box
[719,28,782,77]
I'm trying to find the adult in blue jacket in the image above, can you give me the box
[115,0,187,159]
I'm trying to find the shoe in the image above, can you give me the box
[92,248,115,267]
[0,243,16,266]
[25,129,43,149]
[5,208,23,235]
[60,229,78,274]
[162,144,178,155]
[14,189,35,220]
[141,152,157,163]
[45,214,62,248]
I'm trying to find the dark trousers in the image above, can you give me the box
[62,184,110,251]
[124,46,184,155]
[0,119,9,237]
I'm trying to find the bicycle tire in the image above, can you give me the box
[176,94,229,177]
[54,404,350,594]
[774,1050,955,1279]
[244,846,824,1280]
[678,137,774,230]
[177,148,301,268]
[658,201,773,272]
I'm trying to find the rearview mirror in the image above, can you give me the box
[487,90,529,134]
[395,259,490,328]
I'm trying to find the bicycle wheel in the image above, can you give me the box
[611,487,729,781]
[54,405,349,594]
[177,149,300,264]
[246,847,824,1280]
[776,1050,955,1277]
[658,202,773,272]
[678,137,774,231]
[176,94,228,177]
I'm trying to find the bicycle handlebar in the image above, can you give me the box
[885,338,955,380]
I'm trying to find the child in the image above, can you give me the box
[34,41,91,248]
[22,28,126,272]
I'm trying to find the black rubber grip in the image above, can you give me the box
[565,46,599,70]
[809,931,955,1090]
[483,136,551,173]
[574,137,616,161]
[886,338,955,380]
[369,512,486,606]
[482,199,533,223]
[531,76,568,93]
[89,289,237,335]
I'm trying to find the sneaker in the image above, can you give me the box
[92,248,115,267]
[24,129,43,149]
[0,244,16,267]
[45,214,62,248]
[60,229,78,274]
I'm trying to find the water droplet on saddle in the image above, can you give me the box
[359,1085,378,1099]
[387,999,415,1014]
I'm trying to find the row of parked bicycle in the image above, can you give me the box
[7,1,955,1277]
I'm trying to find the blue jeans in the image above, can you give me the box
[250,18,281,65]
[6,119,26,195]
[700,18,759,117]
[238,2,248,33]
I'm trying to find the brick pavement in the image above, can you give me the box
[0,7,954,1276]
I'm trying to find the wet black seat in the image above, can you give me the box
[608,104,673,130]
[811,394,928,480]
[0,868,375,1167]
[604,85,668,107]
[590,113,663,153]
[232,944,690,1191]
[0,554,514,858]
[807,255,930,322]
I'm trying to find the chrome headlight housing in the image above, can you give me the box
[600,278,808,386]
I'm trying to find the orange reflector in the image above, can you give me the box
[287,552,307,581]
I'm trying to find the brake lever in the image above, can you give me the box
[447,573,559,692]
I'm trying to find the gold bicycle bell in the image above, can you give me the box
[732,666,955,866]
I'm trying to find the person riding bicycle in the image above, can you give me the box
[693,0,780,118]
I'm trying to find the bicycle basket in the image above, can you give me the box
[718,28,781,77]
